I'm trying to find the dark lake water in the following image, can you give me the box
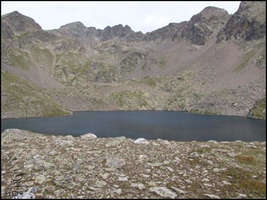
[1,111,266,141]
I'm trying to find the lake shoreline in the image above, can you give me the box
[1,108,266,120]
[2,111,266,141]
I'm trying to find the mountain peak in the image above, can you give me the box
[60,21,86,30]
[181,6,230,45]
[2,11,42,34]
[101,24,135,40]
[200,6,229,17]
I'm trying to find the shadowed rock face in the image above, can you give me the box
[182,6,230,45]
[1,21,15,40]
[145,22,187,41]
[217,1,266,42]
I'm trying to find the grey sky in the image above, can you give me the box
[1,1,240,33]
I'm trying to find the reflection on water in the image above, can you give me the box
[1,111,266,141]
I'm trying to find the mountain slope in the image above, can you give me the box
[1,2,266,119]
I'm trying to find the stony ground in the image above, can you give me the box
[1,129,266,199]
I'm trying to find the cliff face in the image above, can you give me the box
[1,2,266,119]
[182,6,230,45]
[217,1,266,42]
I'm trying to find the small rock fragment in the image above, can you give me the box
[131,183,145,190]
[203,194,220,199]
[202,178,209,182]
[134,138,149,144]
[80,133,97,139]
[222,180,231,185]
[171,186,186,195]
[35,175,46,184]
[100,173,110,179]
[149,187,177,198]
[95,180,107,187]
[113,188,122,195]
[118,176,128,181]
[106,156,126,169]
[237,193,247,198]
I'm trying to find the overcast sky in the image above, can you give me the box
[1,1,240,33]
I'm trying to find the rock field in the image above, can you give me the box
[1,129,266,199]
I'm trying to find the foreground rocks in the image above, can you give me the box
[1,129,266,199]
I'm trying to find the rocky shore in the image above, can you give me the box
[1,129,266,199]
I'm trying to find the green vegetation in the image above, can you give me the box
[158,56,167,68]
[41,101,71,117]
[249,98,266,119]
[111,90,150,109]
[2,71,71,118]
[221,167,266,198]
[141,76,157,87]
[7,48,33,70]
[30,45,53,67]
[236,155,256,165]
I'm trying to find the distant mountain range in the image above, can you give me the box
[1,1,266,119]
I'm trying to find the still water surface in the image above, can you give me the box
[1,111,266,141]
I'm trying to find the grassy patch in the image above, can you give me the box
[30,45,53,67]
[249,98,266,119]
[2,71,71,117]
[235,155,256,165]
[141,76,157,87]
[111,90,150,109]
[158,56,166,68]
[7,48,33,70]
[221,167,266,198]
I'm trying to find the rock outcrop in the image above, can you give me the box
[1,11,42,35]
[182,6,230,45]
[217,1,266,42]
[145,22,187,41]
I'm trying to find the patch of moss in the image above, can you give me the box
[249,98,266,119]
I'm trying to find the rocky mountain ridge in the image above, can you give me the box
[1,1,266,119]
